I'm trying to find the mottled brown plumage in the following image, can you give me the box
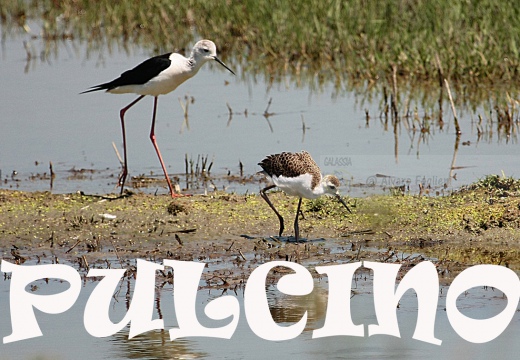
[258,150,351,242]
[258,151,322,190]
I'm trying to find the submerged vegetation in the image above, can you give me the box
[2,0,520,104]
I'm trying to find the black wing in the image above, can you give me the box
[81,53,172,93]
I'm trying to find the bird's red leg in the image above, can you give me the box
[119,95,145,194]
[149,96,180,198]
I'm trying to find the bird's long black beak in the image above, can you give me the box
[214,56,235,75]
[336,194,352,213]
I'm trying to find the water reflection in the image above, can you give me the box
[2,14,520,198]
[267,283,328,330]
[5,8,520,113]
[1,267,517,360]
[111,331,207,360]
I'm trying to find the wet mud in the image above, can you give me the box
[1,175,519,287]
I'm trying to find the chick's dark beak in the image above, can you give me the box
[336,194,352,213]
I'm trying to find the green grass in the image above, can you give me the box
[2,0,520,105]
[466,173,520,197]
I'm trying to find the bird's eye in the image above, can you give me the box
[203,48,210,53]
[329,185,336,190]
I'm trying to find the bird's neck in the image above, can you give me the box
[187,55,206,73]
[312,182,327,197]
[187,57,195,69]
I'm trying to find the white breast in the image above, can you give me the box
[272,173,320,199]
[109,53,197,97]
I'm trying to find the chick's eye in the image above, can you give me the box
[329,185,336,190]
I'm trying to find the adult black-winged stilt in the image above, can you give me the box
[258,151,351,242]
[82,39,235,197]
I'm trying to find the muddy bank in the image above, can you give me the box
[1,175,519,285]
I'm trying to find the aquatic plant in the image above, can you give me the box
[2,0,520,107]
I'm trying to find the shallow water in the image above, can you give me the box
[2,29,520,198]
[0,263,518,360]
[1,22,520,359]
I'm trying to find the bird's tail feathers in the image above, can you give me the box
[79,83,110,94]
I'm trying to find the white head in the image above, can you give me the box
[191,40,235,75]
[322,175,352,213]
[322,175,341,195]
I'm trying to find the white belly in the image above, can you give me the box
[109,71,193,96]
[272,174,319,199]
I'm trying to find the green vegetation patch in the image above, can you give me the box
[2,0,520,89]
[1,175,520,269]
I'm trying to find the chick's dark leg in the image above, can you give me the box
[260,185,285,237]
[293,197,303,242]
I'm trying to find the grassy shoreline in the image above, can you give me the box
[1,175,519,272]
[2,0,520,91]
